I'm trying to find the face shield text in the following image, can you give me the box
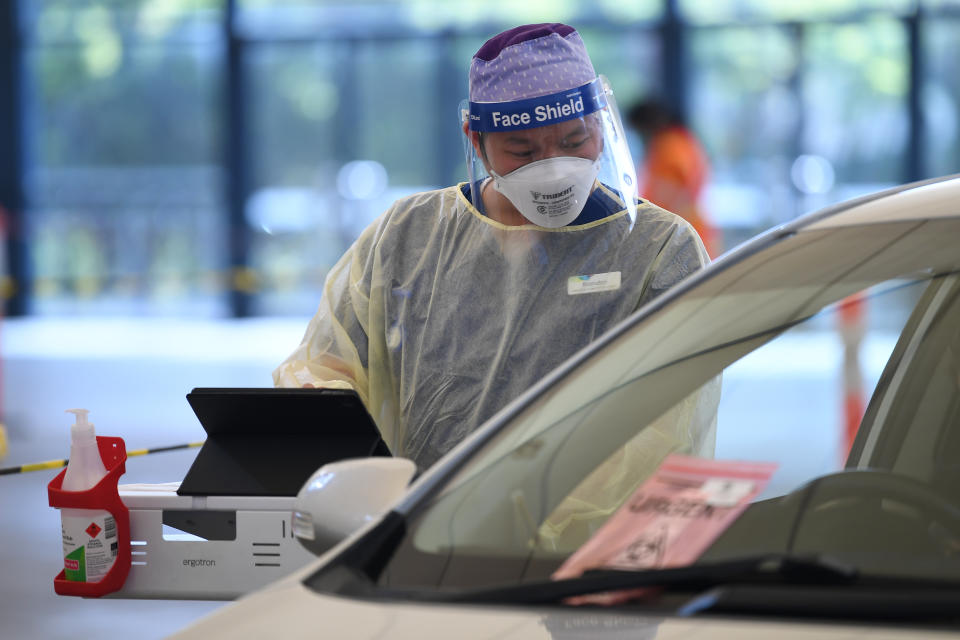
[489,96,586,132]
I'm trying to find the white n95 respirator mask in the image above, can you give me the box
[491,156,600,228]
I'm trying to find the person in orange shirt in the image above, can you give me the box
[628,100,719,258]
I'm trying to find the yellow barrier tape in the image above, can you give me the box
[1,264,336,301]
[0,441,204,476]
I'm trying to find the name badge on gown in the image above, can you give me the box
[567,271,621,295]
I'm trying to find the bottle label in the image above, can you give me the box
[62,513,117,582]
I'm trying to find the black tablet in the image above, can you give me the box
[178,387,390,497]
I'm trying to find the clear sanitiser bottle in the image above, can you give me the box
[59,409,118,582]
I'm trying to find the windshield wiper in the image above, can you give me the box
[438,553,858,605]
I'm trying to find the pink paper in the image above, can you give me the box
[552,454,777,605]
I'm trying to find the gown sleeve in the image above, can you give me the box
[272,218,383,434]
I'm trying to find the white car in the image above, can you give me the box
[174,174,960,639]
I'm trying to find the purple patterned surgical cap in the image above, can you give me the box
[469,23,597,103]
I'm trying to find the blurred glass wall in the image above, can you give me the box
[2,0,958,318]
[18,0,226,315]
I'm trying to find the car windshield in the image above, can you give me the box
[319,216,960,596]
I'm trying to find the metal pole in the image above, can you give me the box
[789,22,806,220]
[661,0,688,122]
[225,0,252,317]
[436,30,464,187]
[0,1,27,316]
[905,8,926,183]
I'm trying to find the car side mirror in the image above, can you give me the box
[292,457,417,556]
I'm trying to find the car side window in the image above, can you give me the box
[714,277,928,501]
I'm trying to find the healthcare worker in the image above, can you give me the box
[274,23,710,472]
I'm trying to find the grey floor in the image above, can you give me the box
[1,317,308,640]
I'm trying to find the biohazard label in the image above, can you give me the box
[62,512,117,582]
[553,454,777,605]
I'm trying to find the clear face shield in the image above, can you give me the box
[461,76,639,229]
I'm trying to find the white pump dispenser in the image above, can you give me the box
[59,409,117,582]
[62,409,107,491]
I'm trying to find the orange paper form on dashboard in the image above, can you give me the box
[552,454,778,605]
